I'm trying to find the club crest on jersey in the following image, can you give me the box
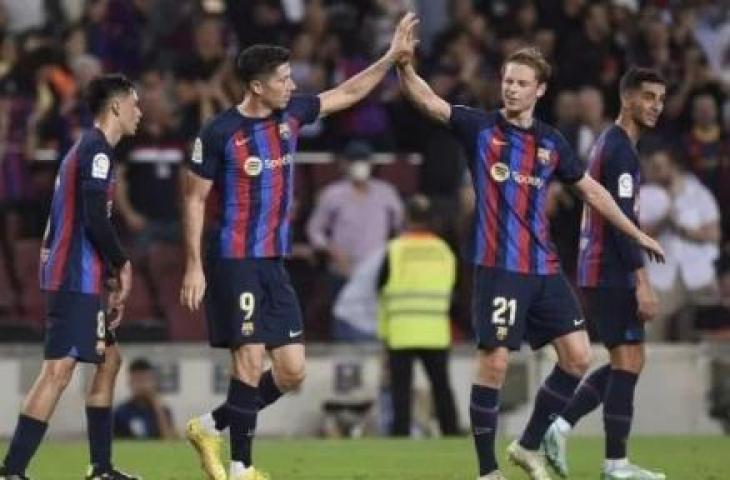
[490,162,510,182]
[279,123,290,139]
[537,147,552,165]
[244,156,263,176]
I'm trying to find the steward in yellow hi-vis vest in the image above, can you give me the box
[377,195,459,436]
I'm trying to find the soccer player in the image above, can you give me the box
[396,31,665,480]
[179,13,417,480]
[542,69,667,480]
[0,74,141,480]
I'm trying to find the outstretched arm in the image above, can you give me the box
[574,174,665,262]
[318,12,418,117]
[396,62,451,124]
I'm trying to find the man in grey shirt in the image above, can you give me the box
[307,141,404,339]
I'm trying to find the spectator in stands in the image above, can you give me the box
[696,249,730,340]
[681,93,730,237]
[116,66,185,322]
[639,148,722,341]
[114,358,176,440]
[576,86,611,162]
[307,141,403,340]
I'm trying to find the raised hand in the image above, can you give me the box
[387,12,419,66]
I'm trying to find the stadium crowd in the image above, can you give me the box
[0,0,728,342]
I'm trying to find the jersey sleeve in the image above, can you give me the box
[287,94,321,125]
[79,141,114,191]
[553,132,585,184]
[187,122,222,180]
[602,142,644,271]
[448,105,484,155]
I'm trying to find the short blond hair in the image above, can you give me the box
[502,47,552,84]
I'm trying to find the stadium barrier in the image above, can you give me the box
[0,342,726,438]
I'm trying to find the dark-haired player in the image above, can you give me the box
[396,24,665,480]
[543,68,667,480]
[180,13,417,480]
[0,74,142,480]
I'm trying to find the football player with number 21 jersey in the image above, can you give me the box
[396,20,665,480]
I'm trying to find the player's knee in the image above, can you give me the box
[560,348,591,376]
[40,362,75,391]
[276,364,306,391]
[610,344,644,374]
[476,349,509,387]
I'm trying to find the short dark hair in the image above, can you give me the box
[85,73,135,116]
[128,357,154,373]
[503,47,552,84]
[236,44,290,86]
[620,67,666,95]
[407,195,432,225]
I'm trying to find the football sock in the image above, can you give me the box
[519,365,581,450]
[604,369,638,460]
[3,414,48,474]
[208,369,282,433]
[470,384,500,476]
[258,369,283,409]
[562,363,611,427]
[211,404,228,431]
[227,378,259,466]
[86,406,113,470]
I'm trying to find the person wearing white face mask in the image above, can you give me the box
[307,140,404,340]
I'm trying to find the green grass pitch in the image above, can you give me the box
[11,436,730,479]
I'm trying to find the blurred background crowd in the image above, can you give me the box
[0,0,729,344]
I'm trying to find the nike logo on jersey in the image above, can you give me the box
[573,318,585,327]
[492,138,508,146]
[235,137,250,147]
[289,329,303,338]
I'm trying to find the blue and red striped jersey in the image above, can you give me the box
[40,128,116,294]
[578,125,644,288]
[188,95,320,259]
[450,106,585,275]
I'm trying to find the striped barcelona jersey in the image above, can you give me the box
[578,125,644,288]
[449,107,585,274]
[188,95,320,258]
[40,128,116,293]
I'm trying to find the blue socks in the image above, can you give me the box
[86,406,113,470]
[604,369,638,459]
[520,365,581,450]
[470,384,500,475]
[227,378,259,466]
[257,369,283,408]
[3,414,48,474]
[562,364,611,426]
[210,370,283,431]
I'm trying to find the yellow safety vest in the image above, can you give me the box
[378,232,456,349]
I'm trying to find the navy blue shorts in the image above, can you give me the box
[44,291,116,364]
[205,257,304,349]
[582,287,645,348]
[472,267,585,351]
